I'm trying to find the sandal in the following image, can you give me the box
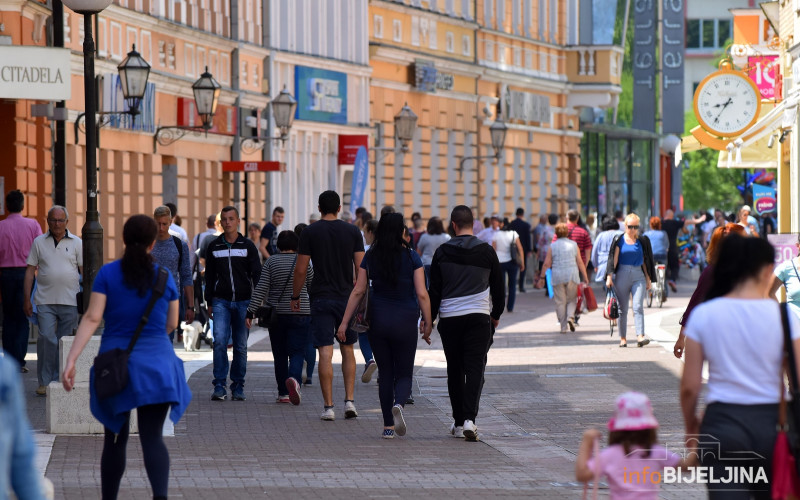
[637,337,650,347]
[619,342,627,348]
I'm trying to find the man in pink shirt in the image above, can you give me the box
[0,190,43,372]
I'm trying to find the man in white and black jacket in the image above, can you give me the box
[429,205,505,442]
[205,206,262,402]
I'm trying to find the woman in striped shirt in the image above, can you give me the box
[245,231,314,405]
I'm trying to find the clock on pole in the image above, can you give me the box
[691,60,762,151]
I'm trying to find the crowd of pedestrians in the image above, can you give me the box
[2,180,791,499]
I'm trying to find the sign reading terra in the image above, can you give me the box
[0,47,71,100]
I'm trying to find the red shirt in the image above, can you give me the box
[553,223,592,264]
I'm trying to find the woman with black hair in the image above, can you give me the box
[681,235,800,498]
[338,213,433,439]
[246,230,314,405]
[62,215,191,500]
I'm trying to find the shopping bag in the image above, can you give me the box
[545,268,554,299]
[581,284,598,312]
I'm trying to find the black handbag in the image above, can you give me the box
[256,256,296,328]
[509,233,523,267]
[93,268,169,400]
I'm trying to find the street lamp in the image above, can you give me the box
[61,0,112,307]
[240,86,297,153]
[74,45,151,141]
[153,67,221,152]
[394,103,418,153]
[459,115,507,178]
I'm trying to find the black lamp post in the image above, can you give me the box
[61,0,112,308]
[394,103,418,153]
[459,115,507,178]
[153,67,222,152]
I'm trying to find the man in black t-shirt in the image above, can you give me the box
[259,206,284,260]
[661,209,706,291]
[292,191,365,422]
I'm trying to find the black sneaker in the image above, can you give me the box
[406,394,415,405]
[211,386,227,401]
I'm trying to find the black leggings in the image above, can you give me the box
[368,305,419,427]
[102,403,170,500]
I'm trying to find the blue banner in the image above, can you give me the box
[295,66,347,124]
[753,183,776,215]
[350,146,368,214]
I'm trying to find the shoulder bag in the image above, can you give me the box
[773,302,800,499]
[349,267,371,333]
[94,267,169,400]
[509,233,524,267]
[256,255,297,328]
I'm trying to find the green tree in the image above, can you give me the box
[681,111,743,212]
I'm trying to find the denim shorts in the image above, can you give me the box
[310,298,358,347]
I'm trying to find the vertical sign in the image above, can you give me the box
[632,0,657,132]
[350,147,369,214]
[661,0,685,134]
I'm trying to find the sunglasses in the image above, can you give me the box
[627,225,640,230]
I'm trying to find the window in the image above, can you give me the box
[411,16,420,46]
[446,31,454,53]
[393,19,402,42]
[429,20,437,49]
[485,40,494,61]
[687,19,731,49]
[374,15,383,39]
[462,34,471,56]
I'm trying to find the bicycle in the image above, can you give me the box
[647,263,667,308]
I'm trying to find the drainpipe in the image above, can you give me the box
[53,0,66,206]
[262,1,273,217]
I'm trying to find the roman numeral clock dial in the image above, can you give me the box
[693,68,761,138]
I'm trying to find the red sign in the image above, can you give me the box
[222,161,284,172]
[177,98,237,136]
[338,135,369,165]
[747,55,779,99]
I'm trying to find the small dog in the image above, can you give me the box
[180,320,203,351]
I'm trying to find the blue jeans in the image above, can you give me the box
[212,299,250,390]
[358,332,373,364]
[268,314,311,394]
[1,268,29,368]
[36,304,78,387]
[614,265,646,340]
[501,260,518,312]
[304,340,316,381]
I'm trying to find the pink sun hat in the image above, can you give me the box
[608,392,659,431]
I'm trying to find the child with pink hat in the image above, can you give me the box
[575,392,695,499]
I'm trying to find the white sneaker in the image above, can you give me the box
[320,407,335,421]
[463,420,478,441]
[344,400,358,419]
[449,423,464,438]
[392,405,406,436]
[286,377,301,406]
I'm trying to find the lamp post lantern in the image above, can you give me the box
[117,45,150,116]
[192,67,221,130]
[271,86,297,141]
[489,117,507,158]
[394,103,418,153]
[61,0,112,309]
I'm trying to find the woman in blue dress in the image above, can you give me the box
[338,213,433,439]
[62,215,191,500]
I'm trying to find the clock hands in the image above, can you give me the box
[712,97,733,124]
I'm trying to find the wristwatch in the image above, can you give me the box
[291,295,300,301]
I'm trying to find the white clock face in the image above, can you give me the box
[695,72,760,137]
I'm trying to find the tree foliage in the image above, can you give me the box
[681,112,744,212]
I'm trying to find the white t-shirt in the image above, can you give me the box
[685,298,800,405]
[493,230,517,263]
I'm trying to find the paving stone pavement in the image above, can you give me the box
[22,272,708,499]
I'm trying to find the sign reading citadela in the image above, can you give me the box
[0,46,71,100]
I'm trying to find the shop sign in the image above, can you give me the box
[100,73,156,133]
[338,135,369,165]
[176,97,237,135]
[769,234,798,267]
[502,87,551,123]
[0,47,71,100]
[753,183,776,215]
[413,59,454,92]
[295,66,347,124]
[632,0,657,132]
[222,161,283,172]
[748,55,779,99]
[661,0,684,134]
